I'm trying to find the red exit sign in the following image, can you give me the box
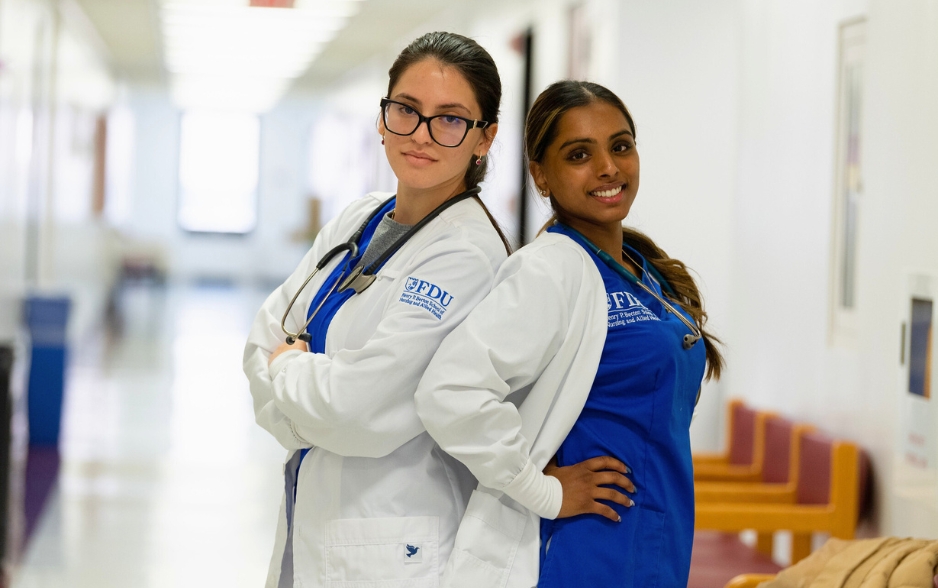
[249,0,295,7]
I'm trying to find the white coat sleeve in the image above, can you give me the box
[266,238,499,459]
[242,208,353,451]
[414,249,573,519]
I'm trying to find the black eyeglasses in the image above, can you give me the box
[380,98,490,148]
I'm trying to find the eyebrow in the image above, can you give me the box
[394,93,472,115]
[558,129,634,151]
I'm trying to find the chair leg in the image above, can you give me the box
[755,531,773,556]
[791,533,812,564]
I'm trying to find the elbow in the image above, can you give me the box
[414,383,450,441]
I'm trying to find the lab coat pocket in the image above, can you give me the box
[323,516,439,588]
[442,489,527,588]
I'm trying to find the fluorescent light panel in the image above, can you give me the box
[160,0,365,112]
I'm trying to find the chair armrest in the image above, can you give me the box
[724,573,776,588]
[693,451,730,465]
[695,482,796,504]
[694,463,763,482]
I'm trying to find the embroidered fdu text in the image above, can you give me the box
[607,290,659,328]
[400,277,453,320]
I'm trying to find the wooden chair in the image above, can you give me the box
[696,432,864,565]
[696,417,815,556]
[694,400,776,483]
[696,416,814,504]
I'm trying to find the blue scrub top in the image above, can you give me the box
[304,197,397,352]
[539,225,705,588]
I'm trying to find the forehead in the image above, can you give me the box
[389,58,481,113]
[552,101,632,145]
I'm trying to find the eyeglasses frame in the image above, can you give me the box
[379,98,490,148]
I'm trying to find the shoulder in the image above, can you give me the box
[504,232,593,276]
[421,196,509,274]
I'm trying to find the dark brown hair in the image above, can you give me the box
[525,80,724,380]
[388,31,510,253]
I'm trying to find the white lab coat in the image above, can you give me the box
[243,192,508,588]
[414,232,608,588]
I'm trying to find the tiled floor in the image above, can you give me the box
[11,283,286,587]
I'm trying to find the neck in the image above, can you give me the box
[565,219,623,261]
[393,179,468,226]
[562,218,641,277]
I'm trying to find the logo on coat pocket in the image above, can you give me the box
[403,543,422,563]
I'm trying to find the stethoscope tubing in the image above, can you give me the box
[558,223,703,350]
[279,188,480,345]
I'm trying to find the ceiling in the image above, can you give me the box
[72,0,453,92]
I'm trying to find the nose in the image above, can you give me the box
[411,119,433,144]
[595,150,618,178]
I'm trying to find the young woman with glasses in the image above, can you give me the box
[416,81,724,587]
[243,32,511,587]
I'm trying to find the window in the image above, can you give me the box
[177,111,259,234]
[830,19,865,343]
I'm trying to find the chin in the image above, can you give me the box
[393,167,461,193]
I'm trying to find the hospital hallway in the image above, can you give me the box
[9,282,284,587]
[3,0,938,585]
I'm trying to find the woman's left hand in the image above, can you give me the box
[268,339,309,366]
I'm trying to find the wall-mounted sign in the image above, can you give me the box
[901,274,936,471]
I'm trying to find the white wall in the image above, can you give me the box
[0,0,117,344]
[857,0,938,537]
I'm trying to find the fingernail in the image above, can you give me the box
[617,515,622,523]
[625,466,632,474]
[628,498,635,507]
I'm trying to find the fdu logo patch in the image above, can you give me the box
[400,277,454,320]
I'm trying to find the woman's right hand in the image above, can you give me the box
[544,456,635,522]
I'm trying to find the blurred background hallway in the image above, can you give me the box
[14,282,283,586]
[1,0,937,585]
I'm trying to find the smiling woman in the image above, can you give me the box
[415,81,724,588]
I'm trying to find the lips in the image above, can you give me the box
[403,151,436,164]
[589,184,625,202]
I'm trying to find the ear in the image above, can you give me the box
[475,123,498,157]
[529,160,548,195]
[376,113,386,137]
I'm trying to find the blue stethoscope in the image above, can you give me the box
[559,223,703,350]
[279,187,480,345]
